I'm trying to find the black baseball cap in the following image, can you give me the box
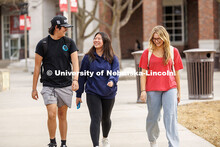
[51,15,73,28]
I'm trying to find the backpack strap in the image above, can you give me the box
[170,46,175,75]
[42,37,48,57]
[147,46,175,75]
[147,49,153,69]
[40,36,49,83]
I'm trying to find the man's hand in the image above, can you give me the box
[140,91,147,102]
[72,80,79,91]
[32,90,39,100]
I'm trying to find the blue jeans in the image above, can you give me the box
[146,88,179,147]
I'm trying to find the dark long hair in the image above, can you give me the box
[48,25,61,35]
[86,32,115,64]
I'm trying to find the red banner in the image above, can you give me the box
[59,0,67,12]
[19,15,31,30]
[71,0,78,12]
[59,0,77,12]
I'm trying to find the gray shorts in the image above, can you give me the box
[41,85,73,108]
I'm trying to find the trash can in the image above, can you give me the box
[214,51,220,71]
[131,50,144,103]
[183,49,216,99]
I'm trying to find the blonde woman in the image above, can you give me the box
[139,25,183,147]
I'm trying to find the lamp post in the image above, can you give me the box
[20,2,28,72]
[24,14,28,71]
[67,0,71,38]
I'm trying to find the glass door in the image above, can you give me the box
[10,38,20,60]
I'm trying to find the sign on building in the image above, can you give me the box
[19,15,31,30]
[10,15,23,34]
[59,0,78,12]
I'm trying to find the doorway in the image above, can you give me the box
[10,38,20,60]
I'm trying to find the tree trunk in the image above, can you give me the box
[76,38,84,53]
[111,25,122,66]
[76,18,85,53]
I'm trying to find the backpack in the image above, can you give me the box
[147,46,175,75]
[40,36,72,83]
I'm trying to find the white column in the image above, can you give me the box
[29,0,43,59]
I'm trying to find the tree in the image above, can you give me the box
[75,0,99,53]
[84,0,143,61]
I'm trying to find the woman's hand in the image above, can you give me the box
[177,92,181,104]
[76,97,82,106]
[140,91,147,102]
[107,81,114,87]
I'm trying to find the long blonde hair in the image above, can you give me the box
[149,25,171,65]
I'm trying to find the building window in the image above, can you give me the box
[163,5,184,44]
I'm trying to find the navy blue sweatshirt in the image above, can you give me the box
[76,52,120,99]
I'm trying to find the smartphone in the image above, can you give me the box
[77,102,81,109]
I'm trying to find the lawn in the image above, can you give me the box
[178,101,220,147]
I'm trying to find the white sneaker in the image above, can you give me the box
[102,138,110,147]
[150,141,158,147]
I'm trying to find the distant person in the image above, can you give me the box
[76,32,119,147]
[134,39,141,51]
[32,15,79,147]
[139,25,183,147]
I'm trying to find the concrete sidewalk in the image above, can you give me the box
[0,59,218,147]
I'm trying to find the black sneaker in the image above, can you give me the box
[48,143,57,147]
[60,145,67,147]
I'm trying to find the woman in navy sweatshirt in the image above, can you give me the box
[76,32,119,147]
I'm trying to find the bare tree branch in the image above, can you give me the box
[76,0,82,19]
[120,0,143,28]
[80,7,111,30]
[84,0,98,24]
[91,0,98,16]
[120,0,130,13]
[84,24,99,39]
[82,1,98,35]
[93,0,113,10]
[83,0,86,11]
[113,0,118,5]
[74,0,142,59]
[131,0,143,14]
[74,13,81,20]
[102,0,113,10]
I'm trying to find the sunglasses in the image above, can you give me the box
[152,38,162,42]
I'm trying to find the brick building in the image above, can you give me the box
[0,0,96,61]
[116,0,220,58]
[0,0,77,60]
[0,0,219,60]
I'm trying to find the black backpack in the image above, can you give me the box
[40,36,72,83]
